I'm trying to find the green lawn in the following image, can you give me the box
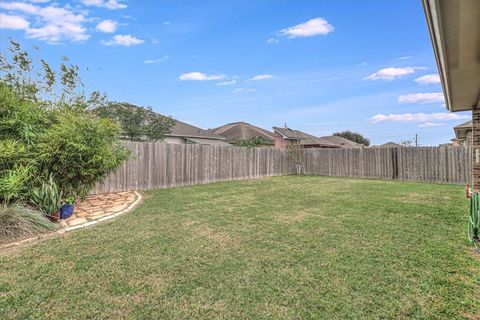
[1,176,479,319]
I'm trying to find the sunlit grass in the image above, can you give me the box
[1,176,479,319]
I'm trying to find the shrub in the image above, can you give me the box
[0,204,57,244]
[234,136,273,147]
[30,176,63,215]
[0,164,34,203]
[0,40,129,202]
[0,83,44,203]
[37,110,129,198]
[333,131,370,147]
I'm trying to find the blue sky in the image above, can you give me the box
[0,0,471,145]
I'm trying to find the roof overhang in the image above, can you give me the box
[454,127,470,140]
[165,133,225,140]
[422,0,480,112]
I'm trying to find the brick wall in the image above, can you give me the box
[472,108,480,191]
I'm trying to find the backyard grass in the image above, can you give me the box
[1,176,479,319]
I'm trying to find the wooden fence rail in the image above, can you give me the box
[91,143,471,194]
[92,142,296,194]
[303,146,471,185]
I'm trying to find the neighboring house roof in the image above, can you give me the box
[273,127,340,148]
[453,120,472,140]
[319,135,364,148]
[169,119,225,140]
[422,0,480,112]
[185,137,230,146]
[212,121,274,144]
[375,142,403,148]
[454,120,473,129]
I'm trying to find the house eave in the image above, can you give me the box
[165,133,225,140]
[422,0,480,112]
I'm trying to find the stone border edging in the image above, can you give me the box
[0,191,142,251]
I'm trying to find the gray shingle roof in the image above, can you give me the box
[169,119,225,140]
[319,136,364,148]
[185,137,230,145]
[375,142,403,148]
[454,120,472,129]
[212,121,274,144]
[273,127,340,147]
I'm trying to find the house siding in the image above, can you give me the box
[164,136,187,144]
[274,132,294,149]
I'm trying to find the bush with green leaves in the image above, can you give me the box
[0,204,57,244]
[30,176,63,216]
[333,130,370,147]
[0,39,129,203]
[234,136,273,147]
[38,110,129,197]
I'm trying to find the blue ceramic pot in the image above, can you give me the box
[60,203,75,219]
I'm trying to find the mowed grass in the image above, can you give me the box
[1,176,479,319]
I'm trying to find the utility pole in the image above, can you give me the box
[415,133,418,147]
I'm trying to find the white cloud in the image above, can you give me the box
[364,67,423,81]
[369,112,466,124]
[163,21,171,25]
[397,56,412,60]
[103,34,144,46]
[280,17,333,38]
[144,55,170,64]
[419,122,445,128]
[96,19,117,33]
[216,80,236,86]
[0,2,39,14]
[398,92,444,104]
[249,74,274,81]
[0,2,90,43]
[80,0,126,10]
[232,88,256,94]
[0,13,30,30]
[414,74,441,85]
[179,72,225,81]
[267,38,279,44]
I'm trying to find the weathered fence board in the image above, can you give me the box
[92,142,296,194]
[91,143,471,194]
[303,146,471,185]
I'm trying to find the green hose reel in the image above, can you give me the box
[468,192,480,250]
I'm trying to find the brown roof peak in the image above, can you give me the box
[212,121,274,144]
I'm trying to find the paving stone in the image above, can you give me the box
[76,211,90,218]
[89,200,106,206]
[66,214,78,221]
[90,210,107,216]
[67,217,88,226]
[106,204,128,213]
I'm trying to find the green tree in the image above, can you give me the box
[94,102,174,142]
[0,39,129,202]
[333,131,370,146]
[233,136,273,147]
[400,140,414,147]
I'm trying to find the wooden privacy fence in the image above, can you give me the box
[92,143,471,194]
[92,142,296,194]
[303,146,471,184]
